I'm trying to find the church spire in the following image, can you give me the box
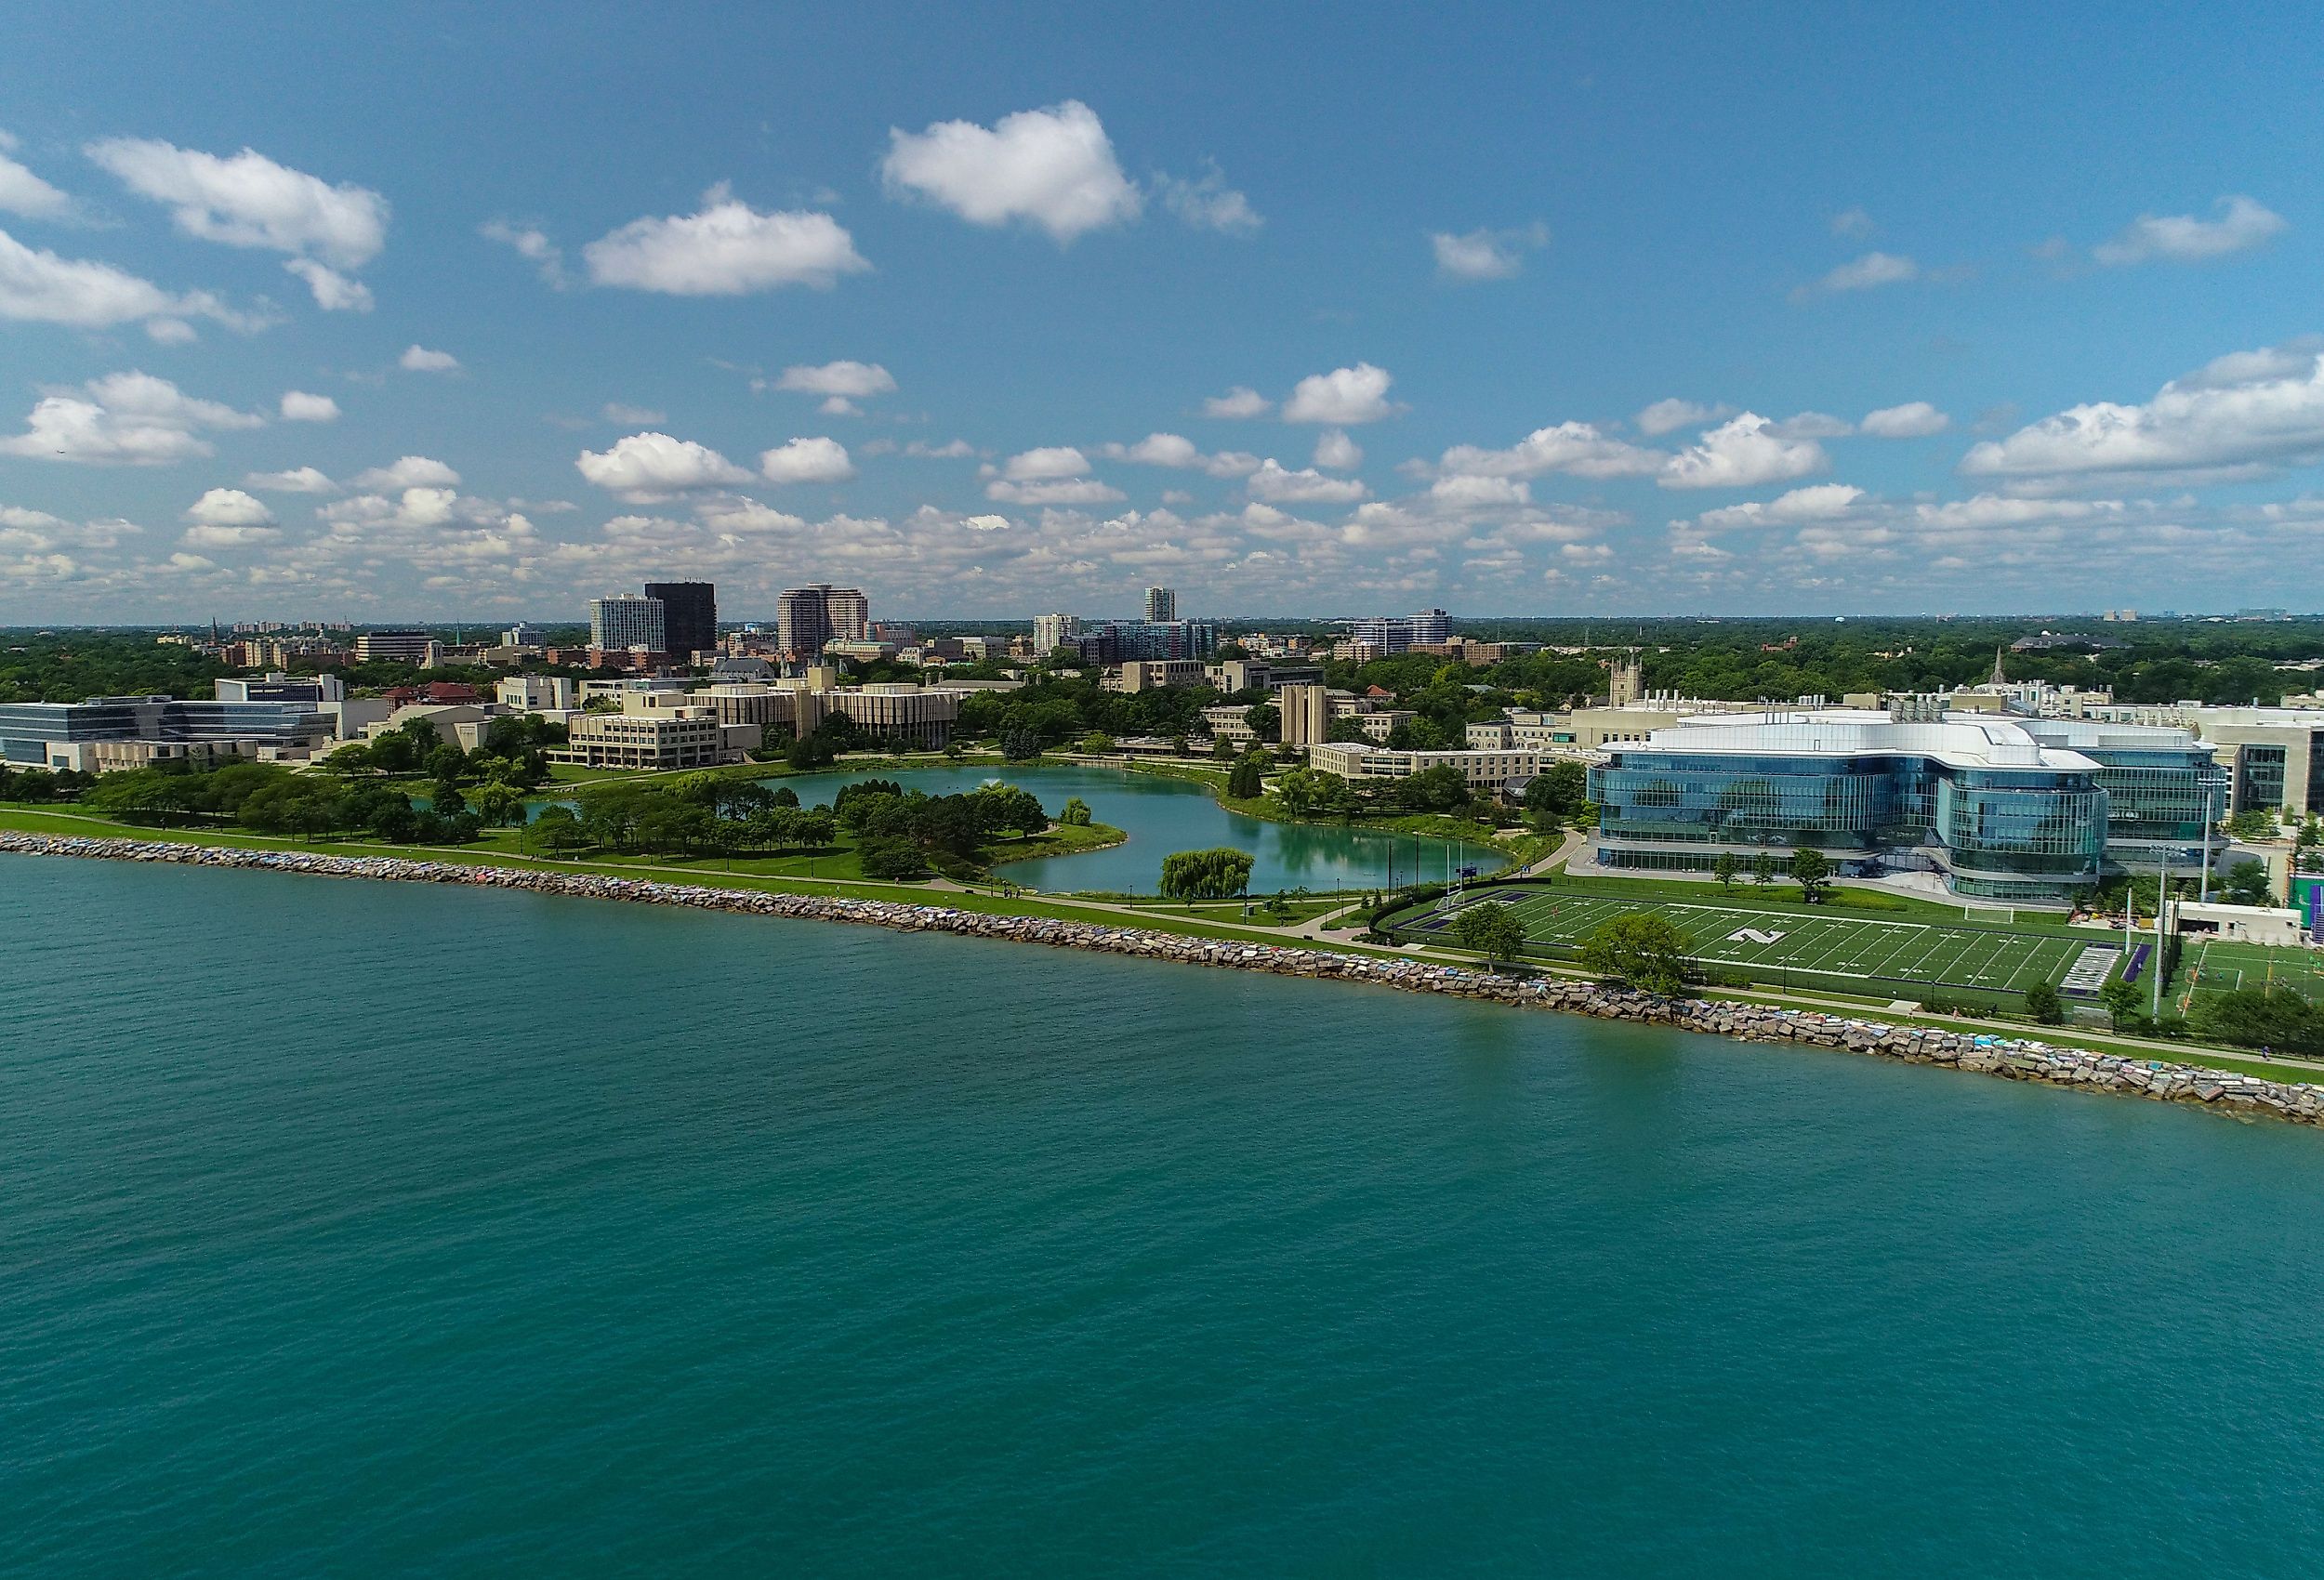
[1990,647,2006,685]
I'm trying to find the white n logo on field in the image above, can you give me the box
[1727,928,1786,944]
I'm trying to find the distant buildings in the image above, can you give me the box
[495,675,577,713]
[351,630,437,665]
[0,694,336,771]
[1142,586,1178,624]
[1307,740,1546,793]
[1033,613,1080,653]
[643,581,718,661]
[1347,608,1449,654]
[776,584,870,656]
[588,593,667,655]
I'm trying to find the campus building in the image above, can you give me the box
[588,593,667,655]
[1306,741,1546,792]
[1348,609,1450,654]
[643,581,719,662]
[351,630,437,665]
[0,695,337,770]
[1589,709,2226,905]
[556,709,732,770]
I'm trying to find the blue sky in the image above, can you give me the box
[2,2,2320,621]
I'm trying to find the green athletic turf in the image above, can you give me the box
[1399,886,2092,996]
[2164,937,2324,1013]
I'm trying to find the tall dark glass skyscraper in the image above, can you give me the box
[644,581,718,660]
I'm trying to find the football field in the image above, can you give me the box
[1393,885,2087,998]
[2166,937,2324,1013]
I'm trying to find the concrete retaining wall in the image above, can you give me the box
[7,831,2317,1129]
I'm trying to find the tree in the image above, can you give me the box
[1750,851,1777,889]
[1522,761,1588,827]
[975,783,1049,840]
[2221,857,2274,906]
[999,726,1046,762]
[1452,901,1528,967]
[1227,752,1268,800]
[1578,913,1690,994]
[532,804,588,856]
[2226,808,2278,841]
[1712,852,1739,893]
[2024,981,2066,1024]
[1059,796,1092,826]
[1788,847,1832,903]
[859,836,929,879]
[1393,762,1472,814]
[474,780,526,826]
[1080,731,1115,754]
[1159,847,1255,902]
[2099,976,2143,1030]
[1243,703,1280,742]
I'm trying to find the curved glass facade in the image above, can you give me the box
[1591,749,2127,902]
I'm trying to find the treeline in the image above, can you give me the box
[552,773,1056,879]
[326,712,565,786]
[75,761,485,844]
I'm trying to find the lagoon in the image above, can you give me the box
[768,762,1508,893]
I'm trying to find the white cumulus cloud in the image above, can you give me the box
[1247,459,1367,505]
[0,147,71,219]
[881,100,1142,244]
[575,433,752,500]
[1203,386,1271,419]
[1096,433,1259,476]
[1438,421,1664,481]
[759,436,854,484]
[999,445,1091,481]
[0,371,263,466]
[279,389,339,423]
[481,217,567,286]
[1430,222,1548,282]
[283,257,372,311]
[774,361,896,401]
[1795,250,1918,299]
[354,454,462,491]
[2094,196,2286,267]
[1156,163,1261,234]
[1961,340,2324,481]
[86,138,386,310]
[984,476,1125,505]
[1659,413,1830,489]
[1313,429,1363,469]
[1284,362,1397,424]
[181,488,278,546]
[0,226,250,334]
[400,345,459,373]
[1860,401,1949,438]
[244,465,336,494]
[583,185,868,294]
[86,138,388,267]
[1635,399,1733,436]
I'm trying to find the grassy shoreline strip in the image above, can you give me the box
[6,829,2321,1131]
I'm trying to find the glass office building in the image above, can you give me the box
[1589,710,2224,905]
[0,696,331,768]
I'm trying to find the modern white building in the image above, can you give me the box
[1306,740,1546,791]
[496,675,577,713]
[588,593,667,654]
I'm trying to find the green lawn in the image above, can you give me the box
[2163,936,2324,1014]
[1392,881,2093,1001]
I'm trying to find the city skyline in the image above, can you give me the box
[5,6,2324,621]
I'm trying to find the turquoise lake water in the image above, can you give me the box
[7,854,2324,1575]
[768,763,1506,893]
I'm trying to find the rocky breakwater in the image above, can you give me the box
[8,831,2322,1129]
